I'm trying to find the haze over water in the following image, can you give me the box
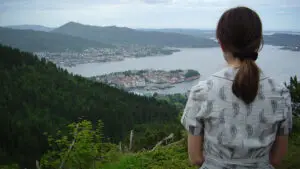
[65,45,300,94]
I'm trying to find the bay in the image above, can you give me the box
[65,45,300,94]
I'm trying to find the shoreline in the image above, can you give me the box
[91,69,200,91]
[35,46,181,67]
[60,45,300,68]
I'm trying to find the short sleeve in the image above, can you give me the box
[181,81,208,136]
[277,86,293,136]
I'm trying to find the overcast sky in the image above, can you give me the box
[0,0,299,31]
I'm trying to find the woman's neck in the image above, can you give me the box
[225,52,242,68]
[228,61,242,68]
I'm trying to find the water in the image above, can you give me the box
[65,45,300,94]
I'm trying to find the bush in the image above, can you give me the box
[184,70,200,79]
[40,120,106,169]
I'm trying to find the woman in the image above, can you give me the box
[181,7,293,169]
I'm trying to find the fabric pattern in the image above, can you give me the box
[181,67,292,169]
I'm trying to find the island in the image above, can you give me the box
[91,69,200,91]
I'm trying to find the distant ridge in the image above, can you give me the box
[52,22,218,47]
[139,28,300,50]
[5,24,54,32]
[0,27,112,52]
[264,33,300,47]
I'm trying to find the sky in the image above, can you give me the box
[0,0,299,31]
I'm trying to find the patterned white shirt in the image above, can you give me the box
[181,67,292,169]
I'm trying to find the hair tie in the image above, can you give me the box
[234,52,258,61]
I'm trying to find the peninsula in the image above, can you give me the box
[91,69,200,91]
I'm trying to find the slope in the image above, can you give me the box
[0,27,112,52]
[0,45,179,168]
[52,22,218,47]
[5,25,54,32]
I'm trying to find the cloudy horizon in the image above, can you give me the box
[0,0,299,31]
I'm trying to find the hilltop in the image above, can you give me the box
[52,22,217,47]
[141,28,300,51]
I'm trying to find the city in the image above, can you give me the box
[91,69,200,91]
[34,45,180,67]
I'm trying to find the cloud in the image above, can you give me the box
[142,0,172,4]
[2,0,300,9]
[0,0,299,31]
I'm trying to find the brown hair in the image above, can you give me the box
[216,7,263,104]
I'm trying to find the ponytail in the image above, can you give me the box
[216,7,263,104]
[232,59,260,104]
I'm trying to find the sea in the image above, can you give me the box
[64,45,300,94]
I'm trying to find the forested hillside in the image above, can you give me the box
[0,45,179,168]
[0,27,112,52]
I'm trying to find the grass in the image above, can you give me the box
[101,140,195,169]
[102,118,300,169]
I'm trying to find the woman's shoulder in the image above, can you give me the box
[261,77,290,96]
[188,68,234,99]
[188,80,210,101]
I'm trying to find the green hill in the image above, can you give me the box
[0,27,112,52]
[0,45,179,168]
[52,22,217,47]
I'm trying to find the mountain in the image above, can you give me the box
[0,27,112,52]
[52,22,218,47]
[139,29,300,49]
[139,28,215,38]
[0,45,179,168]
[264,33,300,47]
[5,25,54,32]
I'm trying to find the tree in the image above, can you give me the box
[0,45,179,168]
[286,76,300,116]
[184,70,200,79]
[41,120,104,169]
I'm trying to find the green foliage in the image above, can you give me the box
[277,117,300,169]
[286,76,300,115]
[0,164,19,169]
[102,140,194,169]
[103,118,300,169]
[124,123,182,151]
[40,120,122,169]
[0,45,179,168]
[155,93,188,111]
[41,120,103,169]
[184,70,200,79]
